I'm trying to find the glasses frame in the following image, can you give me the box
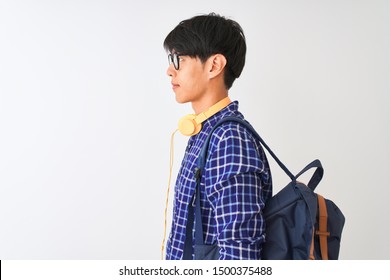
[168,53,187,70]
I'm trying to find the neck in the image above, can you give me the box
[192,89,229,114]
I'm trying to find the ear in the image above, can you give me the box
[207,54,227,79]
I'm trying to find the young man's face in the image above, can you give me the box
[166,55,210,104]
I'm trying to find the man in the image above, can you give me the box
[163,13,272,260]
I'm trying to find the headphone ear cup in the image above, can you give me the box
[178,114,202,136]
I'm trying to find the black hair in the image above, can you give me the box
[163,13,246,89]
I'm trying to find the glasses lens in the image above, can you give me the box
[168,54,173,65]
[173,54,179,70]
[168,53,180,70]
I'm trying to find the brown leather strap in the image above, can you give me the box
[309,227,315,260]
[316,194,330,260]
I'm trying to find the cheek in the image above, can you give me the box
[177,62,208,95]
[182,77,203,97]
[186,68,207,88]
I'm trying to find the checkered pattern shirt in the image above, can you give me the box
[165,101,272,260]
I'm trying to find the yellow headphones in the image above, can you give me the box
[178,96,232,136]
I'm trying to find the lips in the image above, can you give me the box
[171,82,180,90]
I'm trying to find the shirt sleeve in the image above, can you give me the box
[204,124,267,260]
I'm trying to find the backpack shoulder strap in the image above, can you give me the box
[195,116,295,181]
[191,116,294,248]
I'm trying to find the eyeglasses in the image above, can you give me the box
[168,53,186,70]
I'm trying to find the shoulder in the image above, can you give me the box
[204,118,267,178]
[208,119,259,155]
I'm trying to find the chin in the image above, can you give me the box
[176,99,189,104]
[175,94,190,104]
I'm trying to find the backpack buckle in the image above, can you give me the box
[193,167,201,182]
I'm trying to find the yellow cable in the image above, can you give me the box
[161,129,178,260]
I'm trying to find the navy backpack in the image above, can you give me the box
[184,116,345,260]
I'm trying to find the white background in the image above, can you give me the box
[0,0,389,260]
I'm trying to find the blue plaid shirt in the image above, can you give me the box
[166,101,272,260]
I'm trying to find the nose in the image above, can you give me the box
[166,63,176,77]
